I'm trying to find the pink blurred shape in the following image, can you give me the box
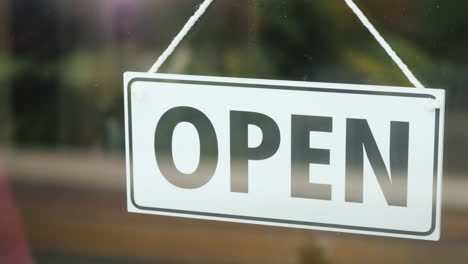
[0,165,33,264]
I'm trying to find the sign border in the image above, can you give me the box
[125,73,441,238]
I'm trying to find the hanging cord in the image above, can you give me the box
[148,0,425,89]
[148,0,214,73]
[343,0,424,88]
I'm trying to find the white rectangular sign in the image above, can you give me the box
[124,72,445,240]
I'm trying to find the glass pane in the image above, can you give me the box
[1,0,467,263]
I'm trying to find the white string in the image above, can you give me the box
[148,0,214,73]
[148,0,425,89]
[343,0,424,88]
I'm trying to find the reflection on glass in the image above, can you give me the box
[0,0,467,263]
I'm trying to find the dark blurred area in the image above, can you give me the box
[0,0,467,263]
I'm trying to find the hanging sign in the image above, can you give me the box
[124,71,445,240]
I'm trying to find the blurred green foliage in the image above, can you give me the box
[1,0,467,151]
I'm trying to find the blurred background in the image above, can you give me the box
[0,0,468,263]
